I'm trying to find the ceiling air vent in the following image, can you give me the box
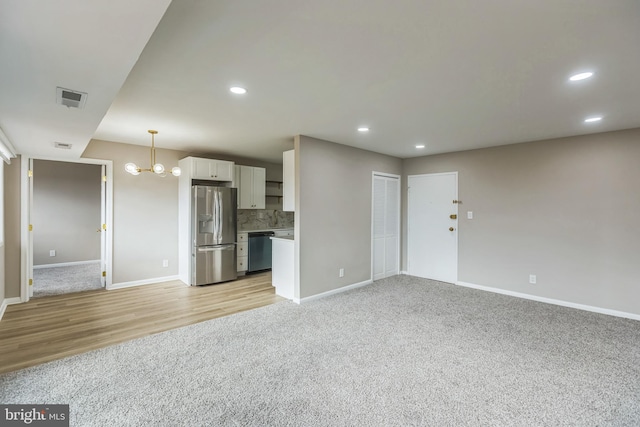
[54,142,72,149]
[56,87,87,109]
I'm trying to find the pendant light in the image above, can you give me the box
[124,130,181,177]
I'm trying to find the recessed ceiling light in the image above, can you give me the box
[357,127,369,132]
[230,86,247,94]
[584,116,602,123]
[415,144,425,149]
[569,72,594,81]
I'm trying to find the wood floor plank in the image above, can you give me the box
[0,272,284,374]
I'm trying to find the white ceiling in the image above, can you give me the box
[3,0,640,164]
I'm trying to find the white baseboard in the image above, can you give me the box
[457,281,640,322]
[108,275,183,290]
[400,270,408,275]
[294,279,373,304]
[0,297,23,321]
[34,259,100,269]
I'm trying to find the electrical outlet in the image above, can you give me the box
[162,259,169,268]
[467,211,473,220]
[49,250,56,257]
[529,274,537,284]
[339,268,344,277]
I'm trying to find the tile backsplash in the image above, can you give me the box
[238,209,294,231]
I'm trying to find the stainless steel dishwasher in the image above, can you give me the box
[247,231,275,273]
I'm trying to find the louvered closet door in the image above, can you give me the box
[373,174,400,281]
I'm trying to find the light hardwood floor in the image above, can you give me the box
[0,272,283,374]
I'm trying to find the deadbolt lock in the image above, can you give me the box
[450,214,457,219]
[449,227,455,231]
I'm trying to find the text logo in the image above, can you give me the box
[1,405,69,426]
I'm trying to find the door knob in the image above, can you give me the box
[450,214,457,219]
[449,227,455,231]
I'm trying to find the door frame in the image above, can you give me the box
[371,171,401,281]
[20,155,113,302]
[407,171,458,282]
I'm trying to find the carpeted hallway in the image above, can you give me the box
[32,262,102,298]
[1,275,639,426]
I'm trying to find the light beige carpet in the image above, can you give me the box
[32,262,103,298]
[2,275,639,425]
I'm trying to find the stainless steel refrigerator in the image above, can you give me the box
[191,185,237,285]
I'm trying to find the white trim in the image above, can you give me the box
[33,259,101,269]
[372,171,401,179]
[293,279,373,304]
[0,126,17,163]
[108,275,181,290]
[20,156,30,302]
[20,156,114,302]
[457,281,640,322]
[0,297,22,321]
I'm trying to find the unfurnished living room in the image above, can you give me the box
[1,1,639,426]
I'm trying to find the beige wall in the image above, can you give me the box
[4,157,21,299]
[295,135,402,299]
[82,139,285,285]
[33,160,102,266]
[403,128,640,315]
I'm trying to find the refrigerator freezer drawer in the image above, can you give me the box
[193,245,237,285]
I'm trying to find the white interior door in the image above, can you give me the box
[407,172,458,283]
[372,173,400,281]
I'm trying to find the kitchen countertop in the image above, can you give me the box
[238,227,293,233]
[270,236,294,241]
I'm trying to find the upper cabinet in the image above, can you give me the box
[283,150,294,211]
[235,165,266,209]
[189,157,234,181]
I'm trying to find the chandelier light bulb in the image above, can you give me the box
[124,163,139,175]
[171,166,182,177]
[153,163,165,174]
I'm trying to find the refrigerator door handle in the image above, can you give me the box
[218,190,223,243]
[197,245,235,252]
[213,189,219,244]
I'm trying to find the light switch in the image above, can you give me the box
[467,211,473,220]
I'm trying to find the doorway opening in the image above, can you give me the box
[31,160,102,297]
[21,157,113,301]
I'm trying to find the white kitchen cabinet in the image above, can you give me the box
[283,149,294,211]
[237,233,248,273]
[235,165,266,209]
[191,157,234,181]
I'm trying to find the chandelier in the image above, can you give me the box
[124,130,181,177]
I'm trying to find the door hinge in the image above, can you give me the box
[102,175,107,182]
[102,271,106,277]
[28,169,33,178]
[453,200,462,204]
[29,224,33,231]
[102,223,107,231]
[29,279,33,286]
